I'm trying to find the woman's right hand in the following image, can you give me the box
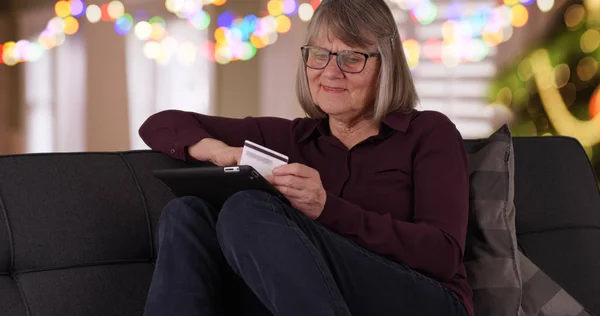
[188,138,242,166]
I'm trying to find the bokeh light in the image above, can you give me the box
[577,57,598,81]
[214,27,228,44]
[581,29,600,53]
[283,0,297,15]
[504,0,520,5]
[218,10,235,28]
[55,1,71,18]
[564,4,586,30]
[188,10,211,30]
[70,0,86,17]
[215,45,232,64]
[403,39,421,69]
[115,14,133,36]
[496,87,513,106]
[200,40,215,62]
[48,17,65,34]
[275,15,292,33]
[63,17,80,35]
[511,4,529,27]
[86,4,102,23]
[590,86,600,118]
[298,3,314,22]
[482,26,504,47]
[518,58,533,81]
[310,0,322,9]
[469,39,489,62]
[424,38,442,63]
[552,63,570,89]
[107,1,125,20]
[100,4,111,22]
[165,0,185,13]
[38,31,57,50]
[135,22,152,40]
[268,0,284,16]
[537,0,555,12]
[150,19,167,40]
[412,1,437,25]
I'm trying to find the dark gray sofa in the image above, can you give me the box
[0,136,599,316]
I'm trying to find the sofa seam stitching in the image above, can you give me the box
[13,258,150,275]
[517,225,600,236]
[0,189,31,315]
[119,153,155,260]
[0,187,14,273]
[13,275,32,316]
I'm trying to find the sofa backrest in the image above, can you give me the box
[0,137,598,316]
[0,152,191,316]
[510,137,600,314]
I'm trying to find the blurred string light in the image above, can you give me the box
[0,0,314,66]
[0,0,230,66]
[1,0,560,67]
[529,49,600,147]
[389,0,557,68]
[160,0,304,64]
[490,0,600,146]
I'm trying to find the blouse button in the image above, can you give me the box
[170,149,176,154]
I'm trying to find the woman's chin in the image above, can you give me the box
[317,101,346,114]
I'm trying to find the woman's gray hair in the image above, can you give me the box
[296,0,419,121]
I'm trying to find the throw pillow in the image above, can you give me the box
[519,250,592,316]
[464,124,523,316]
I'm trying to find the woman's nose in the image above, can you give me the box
[322,56,344,78]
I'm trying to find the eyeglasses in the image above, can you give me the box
[300,45,380,74]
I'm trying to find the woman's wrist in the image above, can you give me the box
[189,138,227,162]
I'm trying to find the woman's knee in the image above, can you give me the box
[217,190,275,242]
[219,190,273,221]
[159,196,215,229]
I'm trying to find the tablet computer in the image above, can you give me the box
[152,165,289,209]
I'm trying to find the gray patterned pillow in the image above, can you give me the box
[519,250,592,316]
[464,125,523,316]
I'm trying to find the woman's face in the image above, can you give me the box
[306,33,380,122]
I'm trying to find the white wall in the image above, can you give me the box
[259,13,307,119]
[17,5,88,153]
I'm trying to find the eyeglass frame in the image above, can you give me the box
[300,45,380,74]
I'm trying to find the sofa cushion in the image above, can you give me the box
[0,152,189,316]
[463,125,523,316]
[0,154,152,270]
[18,264,154,316]
[0,276,27,315]
[519,250,591,316]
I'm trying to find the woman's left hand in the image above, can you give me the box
[266,163,327,219]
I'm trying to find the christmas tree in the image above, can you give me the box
[489,0,600,182]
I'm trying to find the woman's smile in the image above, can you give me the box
[322,84,346,93]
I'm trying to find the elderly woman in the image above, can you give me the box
[139,0,473,315]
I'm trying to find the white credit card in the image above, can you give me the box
[239,140,288,176]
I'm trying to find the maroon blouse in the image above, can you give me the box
[139,109,473,316]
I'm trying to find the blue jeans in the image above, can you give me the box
[143,190,468,316]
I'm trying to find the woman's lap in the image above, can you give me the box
[215,190,467,316]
